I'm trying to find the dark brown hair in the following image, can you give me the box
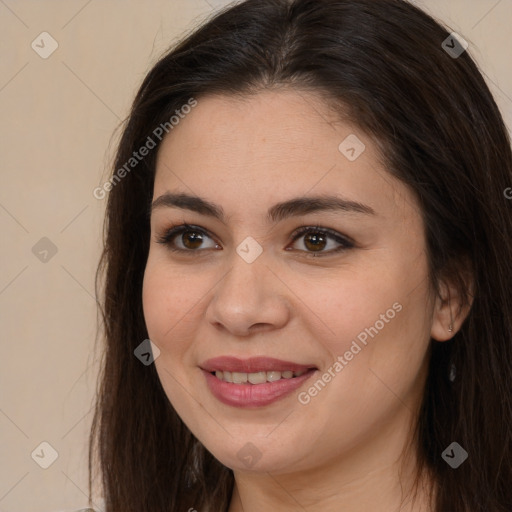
[88,0,512,510]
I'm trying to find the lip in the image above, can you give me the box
[200,356,315,373]
[199,356,318,408]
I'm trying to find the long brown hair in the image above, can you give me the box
[88,0,512,510]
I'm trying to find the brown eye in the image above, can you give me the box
[303,232,328,252]
[157,224,220,253]
[157,223,353,258]
[288,226,354,257]
[180,230,205,249]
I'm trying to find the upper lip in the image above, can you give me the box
[200,356,317,373]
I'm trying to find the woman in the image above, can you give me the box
[88,0,512,510]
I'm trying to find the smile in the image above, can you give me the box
[200,356,318,408]
[212,369,308,384]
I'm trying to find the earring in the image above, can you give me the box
[448,306,454,333]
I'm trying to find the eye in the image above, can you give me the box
[156,223,220,254]
[156,223,354,257]
[287,225,354,257]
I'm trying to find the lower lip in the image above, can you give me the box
[201,369,317,408]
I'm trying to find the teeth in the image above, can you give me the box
[232,372,247,384]
[248,371,267,384]
[213,369,309,384]
[266,371,281,382]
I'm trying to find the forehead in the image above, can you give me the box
[153,90,415,222]
[156,90,353,168]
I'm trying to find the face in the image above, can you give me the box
[142,90,439,476]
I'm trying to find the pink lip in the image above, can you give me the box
[199,356,318,408]
[200,356,315,373]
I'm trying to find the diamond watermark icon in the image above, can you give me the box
[442,441,468,468]
[236,236,263,263]
[338,134,366,161]
[32,237,58,263]
[31,441,59,469]
[134,339,161,365]
[31,32,59,59]
[237,442,262,468]
[441,32,468,59]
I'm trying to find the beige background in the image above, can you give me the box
[0,1,510,511]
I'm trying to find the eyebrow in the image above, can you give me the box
[149,192,376,223]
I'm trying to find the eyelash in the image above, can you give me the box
[156,223,354,258]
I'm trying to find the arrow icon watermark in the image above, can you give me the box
[134,339,161,365]
[338,134,366,161]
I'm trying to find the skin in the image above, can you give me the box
[142,89,470,512]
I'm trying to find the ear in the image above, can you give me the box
[430,266,474,342]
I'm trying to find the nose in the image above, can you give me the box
[204,250,292,337]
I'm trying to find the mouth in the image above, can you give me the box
[210,368,310,384]
[199,356,318,408]
[200,356,317,373]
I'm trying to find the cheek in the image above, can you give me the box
[142,263,190,378]
[314,263,432,391]
[142,258,198,344]
[142,258,211,397]
[142,262,202,413]
[142,264,169,342]
[309,271,403,357]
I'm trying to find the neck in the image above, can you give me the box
[227,419,434,512]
